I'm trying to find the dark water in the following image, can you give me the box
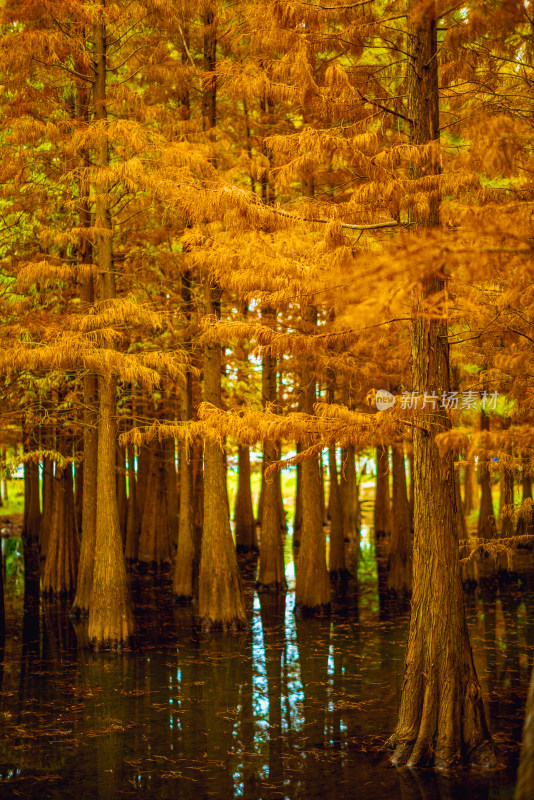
[0,551,532,800]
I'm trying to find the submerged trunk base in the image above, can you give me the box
[294,602,331,619]
[385,672,498,770]
[329,568,353,585]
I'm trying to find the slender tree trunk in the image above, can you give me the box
[43,459,79,595]
[235,445,257,553]
[198,286,246,629]
[340,443,360,572]
[516,457,534,536]
[116,443,127,543]
[388,0,494,768]
[124,444,139,562]
[295,307,330,615]
[138,443,172,568]
[40,455,54,559]
[258,307,286,592]
[477,411,496,539]
[71,370,98,615]
[328,445,348,580]
[326,375,348,580]
[293,445,303,548]
[374,444,391,543]
[387,445,412,597]
[71,25,98,618]
[163,436,179,549]
[22,443,41,607]
[87,13,133,647]
[463,459,477,515]
[173,271,196,600]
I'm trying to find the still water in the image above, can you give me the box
[0,548,531,800]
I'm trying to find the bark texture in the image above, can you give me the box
[258,309,286,592]
[235,445,257,553]
[71,371,98,615]
[87,14,134,647]
[295,309,330,614]
[43,462,79,595]
[198,286,246,629]
[387,445,412,597]
[388,0,494,769]
[138,443,172,568]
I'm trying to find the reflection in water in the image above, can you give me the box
[0,562,531,798]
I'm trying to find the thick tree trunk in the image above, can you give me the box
[174,271,196,600]
[87,14,134,647]
[235,445,257,553]
[295,309,330,614]
[198,286,246,629]
[388,0,494,768]
[387,445,412,597]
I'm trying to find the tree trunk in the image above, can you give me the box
[138,443,172,568]
[516,662,534,800]
[293,445,303,548]
[43,461,79,595]
[463,459,477,516]
[477,411,496,539]
[174,270,196,600]
[295,308,330,615]
[71,370,98,616]
[22,450,41,607]
[258,307,285,592]
[163,436,179,550]
[198,286,246,630]
[388,0,494,768]
[87,13,134,647]
[40,455,54,559]
[124,443,139,562]
[387,445,412,597]
[374,444,391,544]
[235,445,257,553]
[340,443,360,573]
[328,445,348,580]
[374,444,391,600]
[136,442,151,521]
[116,443,127,544]
[516,457,534,536]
